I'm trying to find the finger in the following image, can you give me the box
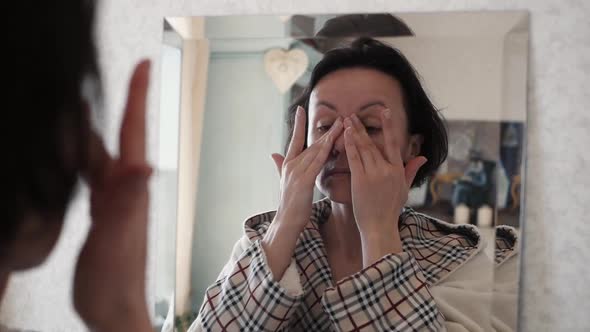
[306,117,343,174]
[120,59,151,165]
[270,153,285,177]
[350,114,382,159]
[81,102,114,185]
[381,109,402,165]
[89,163,152,226]
[299,117,340,169]
[404,156,428,188]
[285,106,306,162]
[344,127,364,175]
[346,116,376,169]
[85,129,113,186]
[114,163,154,187]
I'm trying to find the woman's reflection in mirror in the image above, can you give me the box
[189,37,514,332]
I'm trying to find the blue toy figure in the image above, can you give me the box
[452,150,495,224]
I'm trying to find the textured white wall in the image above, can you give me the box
[0,1,588,331]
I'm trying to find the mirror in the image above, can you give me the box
[153,24,183,331]
[158,12,528,331]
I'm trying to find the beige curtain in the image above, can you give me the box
[166,17,210,317]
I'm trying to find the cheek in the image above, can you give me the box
[371,135,386,155]
[372,132,410,159]
[307,131,318,144]
[306,125,321,146]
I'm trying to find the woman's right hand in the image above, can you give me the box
[262,106,342,280]
[271,106,343,231]
[74,60,152,332]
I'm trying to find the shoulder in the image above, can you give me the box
[399,208,485,285]
[399,208,483,251]
[495,225,519,266]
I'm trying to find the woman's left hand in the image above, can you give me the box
[343,110,427,265]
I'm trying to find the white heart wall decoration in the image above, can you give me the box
[264,48,309,94]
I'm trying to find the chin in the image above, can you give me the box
[317,176,353,205]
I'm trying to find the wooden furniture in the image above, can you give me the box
[510,174,522,210]
[429,172,462,205]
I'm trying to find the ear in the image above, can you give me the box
[406,134,424,159]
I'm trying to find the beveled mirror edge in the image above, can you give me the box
[159,11,530,330]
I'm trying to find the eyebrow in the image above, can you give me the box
[316,100,387,114]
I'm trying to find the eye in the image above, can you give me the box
[316,123,333,133]
[365,126,382,135]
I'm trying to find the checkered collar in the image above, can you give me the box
[243,198,483,286]
[494,225,519,266]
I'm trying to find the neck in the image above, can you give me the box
[321,201,362,258]
[329,201,356,227]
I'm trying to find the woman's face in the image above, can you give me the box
[307,67,422,204]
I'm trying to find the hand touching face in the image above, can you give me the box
[307,67,423,204]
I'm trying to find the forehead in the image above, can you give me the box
[310,67,403,107]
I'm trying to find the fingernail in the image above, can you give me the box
[296,106,303,117]
[139,58,150,67]
[343,118,352,128]
[383,109,391,119]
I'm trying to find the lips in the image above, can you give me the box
[325,168,350,177]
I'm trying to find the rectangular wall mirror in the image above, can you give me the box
[156,11,528,332]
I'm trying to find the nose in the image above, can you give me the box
[331,129,346,156]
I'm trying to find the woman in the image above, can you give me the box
[190,38,493,331]
[1,2,152,331]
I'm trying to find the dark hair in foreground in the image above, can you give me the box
[286,37,448,187]
[3,2,99,246]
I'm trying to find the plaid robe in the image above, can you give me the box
[494,226,518,267]
[190,199,492,332]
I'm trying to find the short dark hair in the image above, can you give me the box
[3,1,100,245]
[285,37,448,187]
